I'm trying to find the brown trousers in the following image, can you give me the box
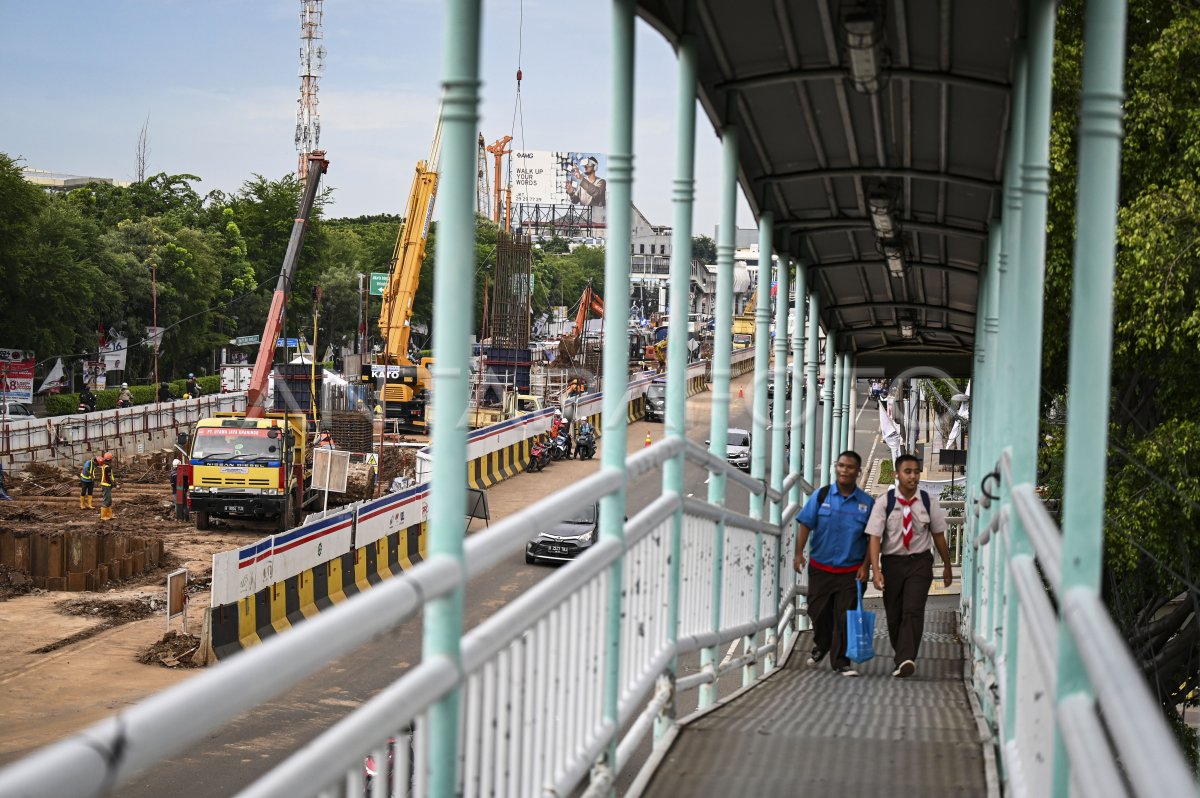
[807,567,860,670]
[881,550,934,665]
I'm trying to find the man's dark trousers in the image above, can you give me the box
[808,568,860,670]
[881,550,934,665]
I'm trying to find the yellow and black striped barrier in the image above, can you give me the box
[208,521,427,659]
[468,439,530,490]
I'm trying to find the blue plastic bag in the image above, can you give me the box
[845,580,876,664]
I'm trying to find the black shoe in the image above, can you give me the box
[836,665,860,677]
[806,647,827,666]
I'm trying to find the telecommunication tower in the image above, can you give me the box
[295,1,325,184]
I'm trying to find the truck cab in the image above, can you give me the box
[187,412,309,531]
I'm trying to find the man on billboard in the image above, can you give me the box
[566,155,606,208]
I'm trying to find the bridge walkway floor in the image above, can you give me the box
[642,599,989,797]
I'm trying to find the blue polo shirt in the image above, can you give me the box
[796,484,874,572]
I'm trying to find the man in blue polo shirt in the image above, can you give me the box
[794,450,874,676]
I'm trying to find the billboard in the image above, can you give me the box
[512,150,607,226]
[0,348,36,403]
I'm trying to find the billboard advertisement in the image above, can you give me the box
[0,348,36,403]
[512,150,607,226]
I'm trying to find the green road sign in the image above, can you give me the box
[369,272,389,296]
[230,335,261,346]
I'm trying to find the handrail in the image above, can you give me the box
[682,496,780,536]
[1009,554,1058,683]
[1056,694,1127,798]
[1010,483,1062,592]
[682,438,770,497]
[1063,589,1198,796]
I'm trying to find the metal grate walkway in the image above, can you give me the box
[643,601,989,798]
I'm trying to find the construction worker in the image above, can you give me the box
[79,454,99,509]
[98,452,116,521]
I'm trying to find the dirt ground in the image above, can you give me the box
[0,453,275,761]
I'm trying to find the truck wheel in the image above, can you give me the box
[195,510,210,531]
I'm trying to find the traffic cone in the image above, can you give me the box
[644,432,652,448]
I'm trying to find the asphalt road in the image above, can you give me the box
[119,374,879,797]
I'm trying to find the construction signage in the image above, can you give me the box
[0,348,36,402]
[369,272,388,297]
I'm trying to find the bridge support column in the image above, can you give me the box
[1000,1,1057,779]
[699,93,740,710]
[765,254,791,675]
[831,347,845,469]
[749,212,774,524]
[785,260,806,645]
[599,0,636,781]
[820,330,836,485]
[842,353,854,454]
[1053,0,1128,793]
[658,23,698,747]
[425,0,482,792]
[799,291,821,633]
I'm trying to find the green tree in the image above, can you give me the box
[691,234,717,264]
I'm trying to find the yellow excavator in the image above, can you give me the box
[368,120,442,432]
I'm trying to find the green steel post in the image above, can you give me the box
[1004,2,1056,745]
[424,0,481,792]
[785,261,805,646]
[762,255,790,674]
[842,353,854,454]
[804,293,820,495]
[699,103,738,709]
[1052,0,1127,791]
[657,24,697,746]
[975,223,1003,658]
[832,349,847,467]
[820,332,836,486]
[749,214,774,525]
[789,265,806,505]
[599,0,635,778]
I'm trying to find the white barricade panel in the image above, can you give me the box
[270,510,354,583]
[211,535,274,606]
[355,483,431,547]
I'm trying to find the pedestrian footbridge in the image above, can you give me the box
[1,0,1196,796]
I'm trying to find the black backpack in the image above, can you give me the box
[816,485,930,516]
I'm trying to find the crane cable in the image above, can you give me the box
[506,0,526,196]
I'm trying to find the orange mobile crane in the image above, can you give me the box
[552,283,605,367]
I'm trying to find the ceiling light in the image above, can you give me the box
[882,242,906,278]
[843,12,884,94]
[867,193,896,239]
[898,319,916,340]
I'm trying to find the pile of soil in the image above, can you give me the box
[10,463,74,497]
[0,563,35,601]
[0,502,57,523]
[31,594,163,653]
[343,446,418,501]
[137,631,201,668]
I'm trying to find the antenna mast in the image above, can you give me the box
[295,1,325,185]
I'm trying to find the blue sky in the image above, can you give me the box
[3,0,754,236]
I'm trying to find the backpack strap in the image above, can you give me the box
[817,485,830,505]
[886,487,932,516]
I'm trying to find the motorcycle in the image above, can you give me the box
[575,428,596,460]
[550,432,572,461]
[528,438,552,472]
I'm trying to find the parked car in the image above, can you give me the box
[526,501,600,565]
[724,427,752,471]
[645,379,666,422]
[0,402,33,417]
[766,366,794,400]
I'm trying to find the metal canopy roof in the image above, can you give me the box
[638,0,1021,374]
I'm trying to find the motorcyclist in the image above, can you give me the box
[78,385,97,412]
[117,383,133,408]
[185,373,202,397]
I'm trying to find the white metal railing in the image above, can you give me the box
[0,436,810,798]
[967,451,1196,797]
